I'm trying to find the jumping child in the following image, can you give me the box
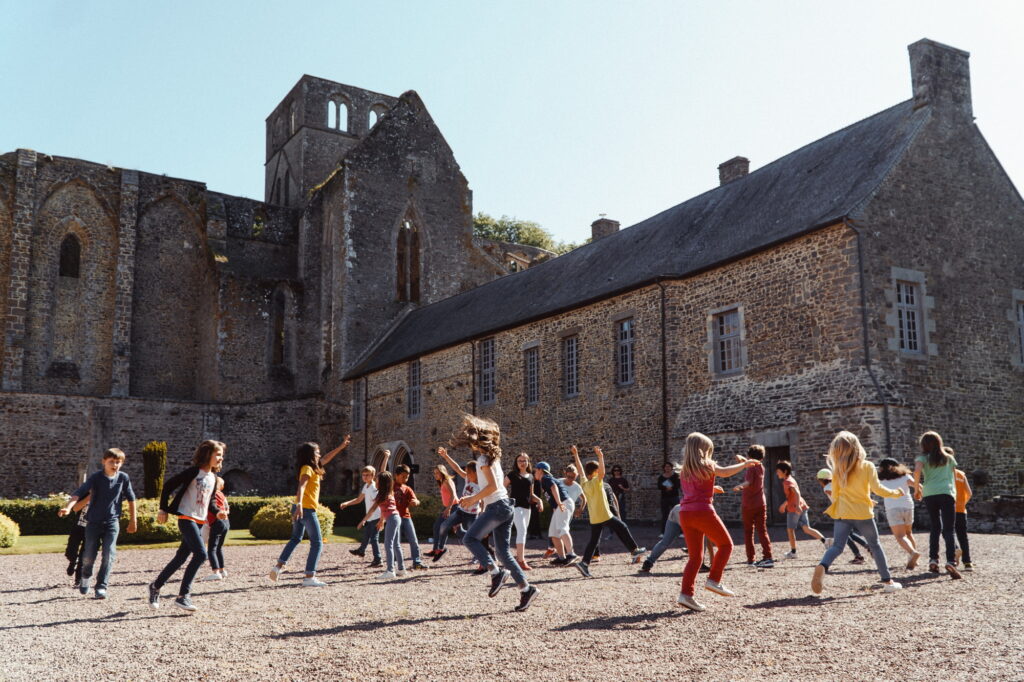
[358,469,406,579]
[914,431,961,579]
[394,464,427,571]
[339,459,389,568]
[775,460,827,558]
[877,458,922,569]
[201,476,231,581]
[432,450,483,563]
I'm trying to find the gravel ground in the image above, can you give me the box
[1,528,1021,681]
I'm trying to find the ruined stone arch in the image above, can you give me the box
[393,203,427,303]
[372,440,416,488]
[368,102,389,130]
[268,282,297,376]
[327,94,351,133]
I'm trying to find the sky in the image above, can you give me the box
[2,1,1022,245]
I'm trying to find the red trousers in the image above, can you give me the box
[679,509,732,596]
[741,505,773,562]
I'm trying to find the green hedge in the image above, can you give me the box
[120,498,181,543]
[0,499,74,535]
[249,501,335,540]
[0,512,20,548]
[223,496,292,529]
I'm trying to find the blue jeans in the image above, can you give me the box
[154,519,207,597]
[436,507,477,550]
[647,513,684,564]
[382,514,405,572]
[81,518,119,590]
[464,498,528,588]
[357,522,381,561]
[277,506,323,574]
[399,516,421,563]
[819,517,891,582]
[207,518,229,570]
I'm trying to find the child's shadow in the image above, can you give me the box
[743,593,871,609]
[269,612,500,639]
[553,610,686,631]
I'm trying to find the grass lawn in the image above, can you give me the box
[0,526,360,556]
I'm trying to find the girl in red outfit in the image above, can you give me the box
[676,432,757,612]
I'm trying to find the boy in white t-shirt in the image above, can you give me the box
[340,462,389,567]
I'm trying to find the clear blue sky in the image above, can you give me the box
[2,1,1021,245]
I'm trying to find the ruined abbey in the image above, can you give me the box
[1,39,1022,522]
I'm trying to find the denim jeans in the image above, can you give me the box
[464,498,528,588]
[358,522,381,561]
[436,507,477,550]
[924,494,957,565]
[583,516,639,564]
[954,512,971,564]
[819,517,891,582]
[81,518,120,590]
[382,514,405,572]
[207,518,229,570]
[399,516,421,563]
[277,506,323,574]
[647,513,684,564]
[154,519,208,597]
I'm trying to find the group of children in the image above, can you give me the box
[55,413,975,615]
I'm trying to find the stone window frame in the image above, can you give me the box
[406,359,422,420]
[522,341,540,406]
[562,334,580,398]
[477,337,497,405]
[884,267,937,358]
[1010,289,1024,369]
[268,284,298,376]
[706,304,747,377]
[351,379,365,431]
[326,94,351,133]
[613,315,636,387]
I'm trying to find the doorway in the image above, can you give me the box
[765,446,790,525]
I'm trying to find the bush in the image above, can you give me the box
[0,512,20,548]
[249,501,335,540]
[0,498,73,535]
[223,496,292,529]
[121,498,181,543]
[142,441,168,499]
[410,493,443,539]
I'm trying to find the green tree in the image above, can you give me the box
[473,212,584,255]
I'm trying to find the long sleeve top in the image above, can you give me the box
[825,460,903,520]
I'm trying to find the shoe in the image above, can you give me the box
[78,578,90,596]
[639,561,652,573]
[746,561,756,566]
[630,547,647,564]
[850,556,866,565]
[301,577,327,587]
[148,583,160,609]
[883,581,903,593]
[698,564,710,574]
[174,595,197,612]
[676,593,706,612]
[906,551,921,570]
[811,564,826,594]
[963,562,974,572]
[94,588,107,599]
[201,573,224,581]
[543,548,555,559]
[472,566,489,575]
[66,561,76,577]
[705,579,735,597]
[755,558,775,568]
[591,555,602,563]
[412,562,428,571]
[423,549,437,557]
[929,562,940,574]
[349,549,365,557]
[268,566,283,582]
[431,548,448,563]
[564,554,581,566]
[378,571,397,580]
[784,550,797,560]
[945,563,962,580]
[517,559,532,571]
[550,557,568,566]
[954,548,962,566]
[220,569,228,579]
[575,562,592,578]
[824,538,834,550]
[514,585,539,612]
[368,559,382,568]
[488,569,511,597]
[396,569,407,577]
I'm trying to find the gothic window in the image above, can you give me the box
[712,309,742,374]
[327,99,337,128]
[396,218,421,302]
[407,360,422,419]
[478,338,496,405]
[563,335,579,398]
[369,109,380,129]
[338,101,348,132]
[52,232,84,364]
[289,101,297,135]
[523,346,539,406]
[59,234,80,278]
[352,379,365,431]
[616,318,636,384]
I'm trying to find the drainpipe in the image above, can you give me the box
[470,341,477,412]
[845,219,892,458]
[362,375,369,466]
[658,280,669,464]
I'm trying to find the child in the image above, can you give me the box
[954,468,973,571]
[201,476,231,581]
[268,436,351,588]
[913,431,961,578]
[504,453,542,571]
[571,445,646,579]
[674,433,757,611]
[63,494,90,588]
[57,449,137,599]
[607,465,630,521]
[775,461,827,558]
[432,451,482,563]
[732,444,774,568]
[394,464,427,570]
[816,468,871,564]
[149,440,226,612]
[340,460,388,567]
[448,414,539,612]
[561,463,587,558]
[534,461,577,565]
[426,464,459,559]
[811,431,905,595]
[358,470,405,579]
[639,501,683,573]
[877,458,922,569]
[657,462,681,532]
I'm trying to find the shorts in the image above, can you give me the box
[548,498,575,537]
[886,507,914,526]
[786,510,810,530]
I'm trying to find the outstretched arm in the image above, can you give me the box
[570,445,585,478]
[714,460,756,478]
[592,446,607,479]
[436,447,467,479]
[320,434,352,467]
[339,492,365,510]
[358,500,381,528]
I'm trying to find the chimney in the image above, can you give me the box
[591,217,620,241]
[718,156,749,185]
[908,39,972,119]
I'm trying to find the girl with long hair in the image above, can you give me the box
[358,467,406,579]
[504,452,542,571]
[427,463,459,558]
[877,458,922,569]
[913,431,961,578]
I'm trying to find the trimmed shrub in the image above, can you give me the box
[223,496,292,529]
[122,498,181,543]
[0,512,20,548]
[249,501,335,540]
[409,493,443,538]
[142,441,168,499]
[0,498,73,535]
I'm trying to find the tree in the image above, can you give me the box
[473,212,583,254]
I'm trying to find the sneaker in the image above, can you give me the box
[755,558,775,568]
[78,578,90,596]
[954,548,963,566]
[543,548,555,559]
[591,555,602,563]
[174,595,197,612]
[66,561,76,577]
[564,554,580,566]
[147,583,160,609]
[268,566,283,582]
[368,559,382,568]
[349,549,366,558]
[575,562,592,578]
[963,562,974,572]
[423,549,437,557]
[514,585,539,612]
[412,562,428,571]
[850,556,866,565]
[704,579,735,597]
[550,557,568,566]
[824,538,834,550]
[811,564,826,595]
[301,577,327,587]
[488,569,511,597]
[639,561,652,573]
[377,571,397,580]
[676,593,706,612]
[945,563,962,580]
[220,569,228,579]
[396,569,407,577]
[629,547,647,564]
[431,548,448,563]
[698,564,711,574]
[929,562,940,574]
[784,550,797,560]
[906,551,921,570]
[883,581,903,593]
[94,588,107,599]
[201,573,224,581]
[472,566,489,575]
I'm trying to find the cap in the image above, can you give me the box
[816,468,833,480]
[535,461,551,472]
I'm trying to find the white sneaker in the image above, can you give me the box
[784,550,798,560]
[219,569,228,579]
[676,593,706,612]
[396,569,407,577]
[201,573,224,581]
[301,577,327,587]
[704,579,736,597]
[378,571,397,580]
[268,566,283,582]
[882,581,903,593]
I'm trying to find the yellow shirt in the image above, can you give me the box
[299,465,322,510]
[825,460,902,520]
[581,476,612,525]
[954,470,971,513]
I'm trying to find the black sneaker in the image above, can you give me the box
[368,559,382,568]
[575,562,592,578]
[755,558,776,568]
[78,578,90,596]
[550,557,568,566]
[349,549,365,557]
[564,554,580,566]
[488,569,511,597]
[66,561,76,577]
[148,582,160,609]
[639,560,653,573]
[698,564,711,573]
[472,566,489,576]
[174,595,197,612]
[514,585,539,612]
[431,548,448,563]
[412,562,428,571]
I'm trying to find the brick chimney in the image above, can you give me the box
[908,39,972,119]
[591,217,620,241]
[718,156,749,185]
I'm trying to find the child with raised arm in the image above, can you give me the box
[57,450,137,599]
[572,445,646,579]
[393,464,427,571]
[432,450,483,563]
[534,462,578,565]
[339,461,388,568]
[358,469,406,579]
[775,461,827,558]
[732,444,774,568]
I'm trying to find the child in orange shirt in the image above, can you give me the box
[775,461,826,559]
[954,469,973,571]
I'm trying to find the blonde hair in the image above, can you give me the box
[215,476,225,491]
[361,465,376,475]
[679,432,716,482]
[450,414,502,464]
[434,464,454,482]
[827,431,867,488]
[563,463,577,474]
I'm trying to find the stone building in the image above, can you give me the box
[1,40,1022,523]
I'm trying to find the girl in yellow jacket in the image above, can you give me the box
[811,431,905,595]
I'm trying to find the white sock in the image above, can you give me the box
[489,565,500,575]
[520,584,531,592]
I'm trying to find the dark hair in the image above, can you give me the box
[583,461,599,477]
[194,440,226,468]
[775,460,793,476]
[465,460,477,473]
[395,463,411,476]
[375,471,394,503]
[920,431,955,469]
[611,466,623,475]
[514,452,533,475]
[296,442,325,476]
[747,444,766,461]
[877,458,911,480]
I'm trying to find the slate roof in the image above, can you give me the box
[346,99,929,378]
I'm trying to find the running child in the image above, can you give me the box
[816,468,871,564]
[394,464,427,570]
[339,459,389,568]
[432,450,483,563]
[534,461,577,565]
[775,460,827,558]
[201,476,231,581]
[62,494,90,589]
[877,458,922,569]
[954,468,973,571]
[425,464,459,559]
[505,453,542,571]
[913,431,961,578]
[732,444,774,568]
[358,469,406,579]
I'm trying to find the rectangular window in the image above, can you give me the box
[406,360,421,419]
[351,380,364,431]
[1017,301,1024,365]
[896,281,921,353]
[478,338,496,405]
[616,318,635,385]
[713,309,742,373]
[562,335,579,397]
[524,346,539,405]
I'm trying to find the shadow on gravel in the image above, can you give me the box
[553,610,685,631]
[0,611,131,631]
[0,584,64,594]
[270,612,500,639]
[743,594,871,609]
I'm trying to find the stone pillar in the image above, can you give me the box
[110,169,139,396]
[2,149,37,391]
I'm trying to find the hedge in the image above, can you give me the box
[142,441,168,499]
[0,499,74,535]
[249,501,335,540]
[120,498,181,543]
[0,512,20,548]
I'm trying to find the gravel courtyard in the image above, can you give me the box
[1,529,1021,681]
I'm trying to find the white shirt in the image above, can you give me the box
[560,478,584,504]
[879,474,915,511]
[178,470,215,523]
[362,482,380,521]
[461,480,482,514]
[476,455,508,506]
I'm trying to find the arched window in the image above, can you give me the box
[369,110,379,129]
[338,101,348,132]
[59,234,80,278]
[326,99,337,129]
[289,102,297,135]
[396,218,421,303]
[283,170,291,207]
[368,103,388,130]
